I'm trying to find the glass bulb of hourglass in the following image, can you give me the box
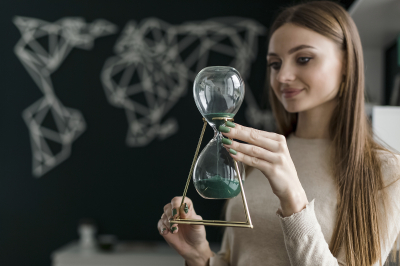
[193,66,246,199]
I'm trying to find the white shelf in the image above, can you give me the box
[372,106,400,153]
[52,241,221,266]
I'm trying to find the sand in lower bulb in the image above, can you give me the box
[194,175,243,199]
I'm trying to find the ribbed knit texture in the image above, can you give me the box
[276,199,318,240]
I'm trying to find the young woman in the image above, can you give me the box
[157,1,400,265]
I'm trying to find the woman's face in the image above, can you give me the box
[267,23,345,113]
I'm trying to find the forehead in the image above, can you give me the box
[268,23,337,54]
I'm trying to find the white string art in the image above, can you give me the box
[14,16,276,177]
[101,17,275,147]
[13,16,118,177]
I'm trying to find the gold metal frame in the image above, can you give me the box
[169,117,253,228]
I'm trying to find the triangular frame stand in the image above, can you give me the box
[169,117,253,228]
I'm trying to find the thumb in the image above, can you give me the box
[170,197,204,230]
[179,201,195,219]
[180,206,205,231]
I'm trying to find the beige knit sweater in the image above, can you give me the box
[188,133,400,266]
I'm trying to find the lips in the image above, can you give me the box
[282,88,303,98]
[282,88,303,93]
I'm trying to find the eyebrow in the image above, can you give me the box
[267,45,316,57]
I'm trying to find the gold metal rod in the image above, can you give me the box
[178,118,208,216]
[173,218,247,224]
[171,221,253,228]
[173,221,248,225]
[234,160,253,227]
[170,117,253,229]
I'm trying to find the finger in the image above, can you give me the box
[223,141,279,163]
[158,218,169,236]
[164,203,173,219]
[161,203,177,233]
[163,203,178,233]
[222,126,282,152]
[222,123,284,142]
[170,196,204,231]
[161,213,172,234]
[164,197,194,234]
[226,146,273,171]
[170,196,196,219]
[161,212,175,235]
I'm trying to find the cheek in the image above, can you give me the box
[270,74,281,98]
[302,61,340,96]
[269,71,280,87]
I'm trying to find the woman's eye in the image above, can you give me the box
[298,57,311,64]
[267,57,311,70]
[268,62,280,70]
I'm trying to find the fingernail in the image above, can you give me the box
[218,125,230,133]
[161,228,166,234]
[229,148,237,155]
[222,138,232,145]
[226,121,235,128]
[172,208,177,217]
[184,203,189,214]
[171,226,177,233]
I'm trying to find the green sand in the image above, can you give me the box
[197,113,239,198]
[194,175,243,199]
[204,113,234,128]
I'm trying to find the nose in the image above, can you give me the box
[276,62,296,83]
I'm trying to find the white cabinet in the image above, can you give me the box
[52,241,221,266]
[372,106,400,153]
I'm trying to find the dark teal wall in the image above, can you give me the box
[385,38,400,105]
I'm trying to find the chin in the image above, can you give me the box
[283,103,303,113]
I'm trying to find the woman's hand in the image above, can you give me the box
[157,196,213,266]
[219,122,309,217]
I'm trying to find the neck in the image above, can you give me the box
[295,99,337,139]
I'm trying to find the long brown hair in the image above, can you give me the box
[266,1,399,265]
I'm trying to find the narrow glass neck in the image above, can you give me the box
[214,130,224,139]
[209,119,226,140]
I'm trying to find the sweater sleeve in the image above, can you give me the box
[209,228,230,266]
[276,153,400,266]
[276,199,345,265]
[376,153,400,265]
[184,227,230,266]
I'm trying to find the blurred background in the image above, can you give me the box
[1,0,400,265]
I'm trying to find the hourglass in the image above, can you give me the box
[170,66,253,228]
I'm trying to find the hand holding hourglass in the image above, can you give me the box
[157,195,214,265]
[218,123,309,217]
[157,66,248,264]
